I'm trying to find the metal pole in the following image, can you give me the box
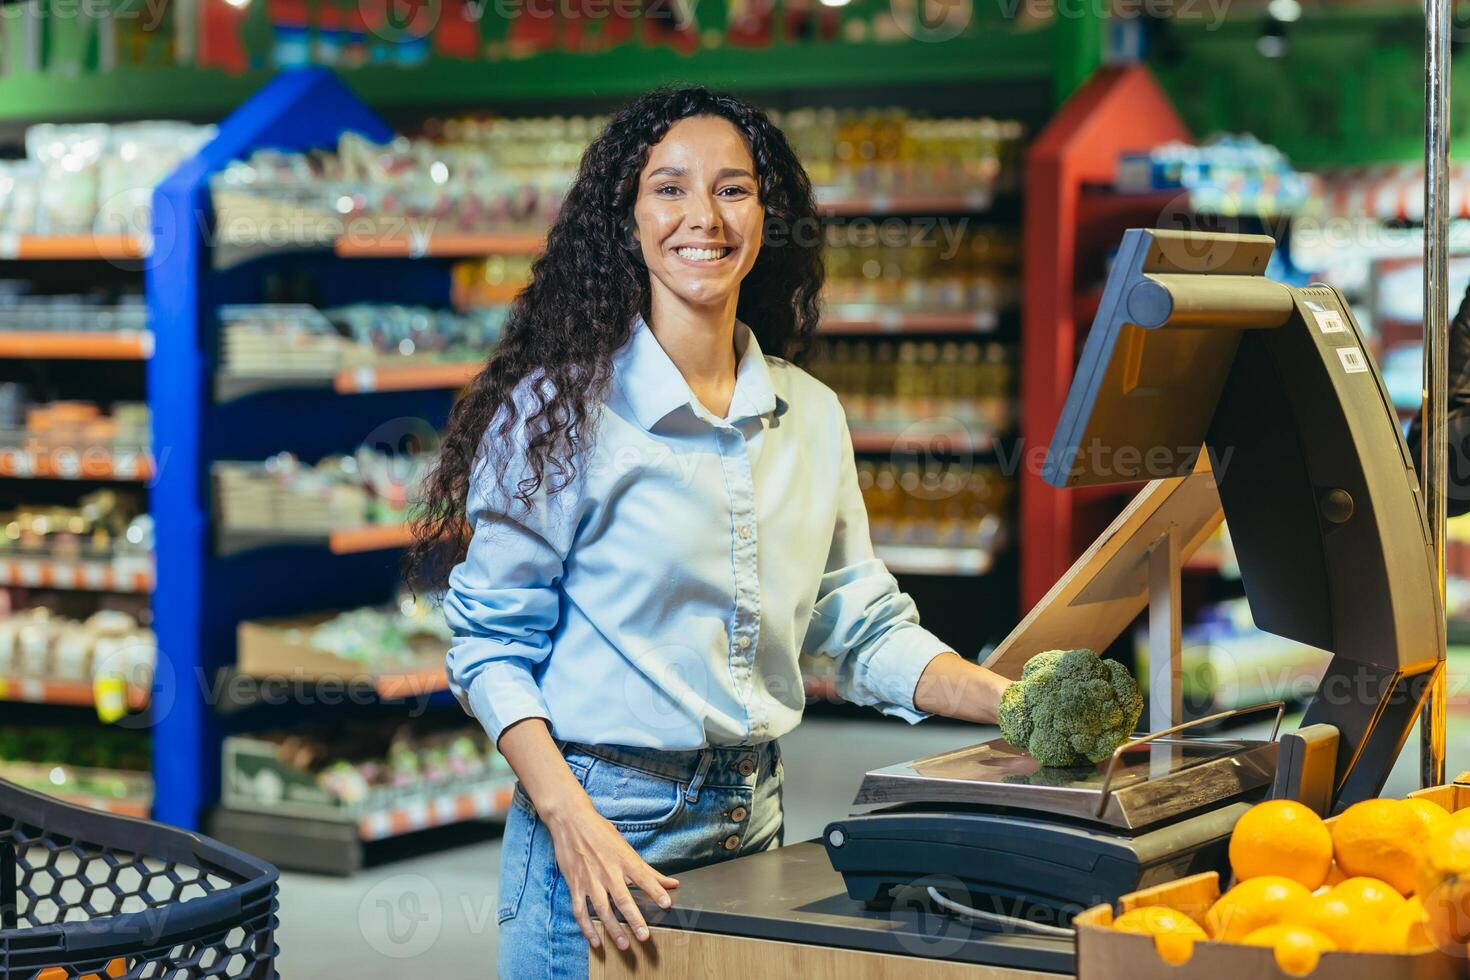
[1421,0,1451,789]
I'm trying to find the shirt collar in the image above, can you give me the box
[617,313,788,430]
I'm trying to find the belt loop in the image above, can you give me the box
[684,749,715,804]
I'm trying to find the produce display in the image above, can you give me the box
[809,339,1013,437]
[223,717,510,820]
[997,648,1144,768]
[858,459,1008,552]
[218,303,502,377]
[1091,791,1470,973]
[0,121,214,236]
[214,446,431,534]
[0,724,152,807]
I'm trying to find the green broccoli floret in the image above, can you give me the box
[998,648,1143,768]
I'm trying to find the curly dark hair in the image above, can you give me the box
[406,85,826,592]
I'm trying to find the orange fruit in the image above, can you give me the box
[1229,799,1333,889]
[1241,924,1336,975]
[1330,799,1428,895]
[1406,798,1454,837]
[1283,892,1378,951]
[1206,876,1312,942]
[1112,906,1208,965]
[1358,896,1434,952]
[1417,824,1470,948]
[1330,876,1407,919]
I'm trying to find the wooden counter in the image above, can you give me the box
[589,842,1072,978]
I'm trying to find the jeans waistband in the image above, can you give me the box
[553,737,780,786]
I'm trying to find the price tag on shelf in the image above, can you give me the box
[51,562,77,587]
[82,563,109,590]
[880,310,903,333]
[434,796,458,825]
[93,674,129,724]
[17,562,42,587]
[0,233,19,259]
[19,678,44,702]
[405,801,430,831]
[352,367,376,393]
[113,451,140,480]
[407,229,432,259]
[52,449,81,480]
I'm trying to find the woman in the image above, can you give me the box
[408,86,1017,979]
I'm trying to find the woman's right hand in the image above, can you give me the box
[542,796,681,951]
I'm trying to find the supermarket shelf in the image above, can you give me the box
[817,189,997,216]
[3,235,149,261]
[0,556,155,592]
[820,309,1000,335]
[876,543,996,576]
[357,779,516,841]
[0,446,153,480]
[216,523,413,557]
[334,230,547,258]
[0,675,149,711]
[0,330,154,360]
[216,362,481,400]
[333,362,479,394]
[216,665,448,713]
[849,425,998,454]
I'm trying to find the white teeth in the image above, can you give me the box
[676,247,731,262]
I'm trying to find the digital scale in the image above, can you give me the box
[824,228,1446,923]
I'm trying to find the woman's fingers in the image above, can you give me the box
[569,884,599,948]
[629,865,674,910]
[657,873,680,888]
[610,879,652,942]
[592,888,631,951]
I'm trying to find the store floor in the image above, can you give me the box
[273,716,973,978]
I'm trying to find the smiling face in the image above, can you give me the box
[631,115,764,314]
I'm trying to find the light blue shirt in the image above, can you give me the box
[443,313,952,749]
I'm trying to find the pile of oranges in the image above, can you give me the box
[1110,794,1470,975]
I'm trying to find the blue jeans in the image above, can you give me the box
[496,738,785,979]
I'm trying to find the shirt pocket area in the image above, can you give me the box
[577,758,687,832]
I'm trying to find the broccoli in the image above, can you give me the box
[998,648,1144,768]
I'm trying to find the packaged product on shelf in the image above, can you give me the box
[0,490,153,565]
[0,290,148,333]
[809,338,1014,435]
[858,459,1010,552]
[0,605,155,691]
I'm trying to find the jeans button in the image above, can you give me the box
[735,758,756,777]
[723,834,741,851]
[730,805,748,822]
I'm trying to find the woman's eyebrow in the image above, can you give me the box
[646,165,755,181]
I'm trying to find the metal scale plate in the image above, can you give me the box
[854,734,1278,831]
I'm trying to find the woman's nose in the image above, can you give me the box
[685,191,721,233]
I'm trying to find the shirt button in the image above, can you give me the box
[735,758,756,777]
[737,525,752,540]
[730,805,749,822]
[723,834,742,851]
[736,635,751,650]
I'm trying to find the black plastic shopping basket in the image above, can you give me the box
[1,778,279,979]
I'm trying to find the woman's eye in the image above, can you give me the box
[656,185,681,196]
[719,186,751,197]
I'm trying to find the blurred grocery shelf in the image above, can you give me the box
[0,330,154,360]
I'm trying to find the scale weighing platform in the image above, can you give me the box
[825,228,1445,923]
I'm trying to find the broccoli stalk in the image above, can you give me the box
[998,648,1144,768]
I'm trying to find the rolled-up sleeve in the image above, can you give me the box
[800,408,951,723]
[443,397,576,746]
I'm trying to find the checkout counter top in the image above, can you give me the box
[634,841,1073,975]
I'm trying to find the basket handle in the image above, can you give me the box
[1094,700,1287,818]
[2,840,15,930]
